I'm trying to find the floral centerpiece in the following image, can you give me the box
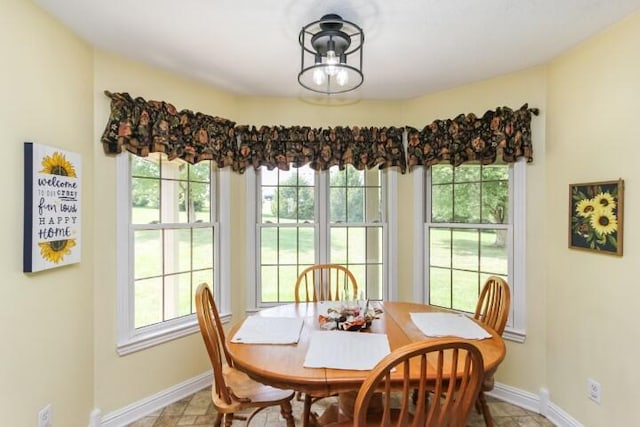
[318,300,379,331]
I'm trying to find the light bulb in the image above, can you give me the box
[336,68,349,86]
[325,50,338,76]
[312,68,326,85]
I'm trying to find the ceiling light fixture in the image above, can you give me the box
[298,14,364,95]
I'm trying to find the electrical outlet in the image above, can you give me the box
[38,403,52,427]
[587,378,601,404]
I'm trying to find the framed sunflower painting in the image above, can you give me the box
[23,142,82,272]
[569,179,623,256]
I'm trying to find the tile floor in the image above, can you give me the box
[128,387,555,427]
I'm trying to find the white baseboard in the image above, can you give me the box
[93,371,212,427]
[489,382,583,427]
[91,373,582,427]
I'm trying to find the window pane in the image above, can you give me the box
[431,184,452,222]
[343,263,363,297]
[192,227,214,270]
[330,228,347,263]
[298,228,315,264]
[261,228,278,264]
[451,229,479,271]
[259,165,384,305]
[480,230,508,275]
[363,185,381,222]
[261,186,276,222]
[297,187,314,222]
[278,228,299,264]
[191,182,211,222]
[131,178,159,224]
[278,266,298,301]
[364,263,383,300]
[128,153,217,336]
[347,187,364,222]
[160,178,184,223]
[454,164,480,182]
[134,230,162,278]
[330,186,346,222]
[163,273,192,320]
[134,277,162,328]
[365,227,383,264]
[454,183,480,223]
[193,269,214,292]
[431,165,453,184]
[131,156,159,178]
[429,267,451,308]
[482,164,508,180]
[331,166,381,223]
[427,163,512,319]
[163,229,191,274]
[268,167,315,224]
[190,161,211,183]
[452,270,479,313]
[261,266,278,303]
[429,228,451,268]
[347,227,366,263]
[482,180,508,224]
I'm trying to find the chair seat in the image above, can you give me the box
[219,365,295,408]
[196,283,296,427]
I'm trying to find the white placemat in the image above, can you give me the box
[231,316,304,344]
[410,312,492,340]
[303,331,390,370]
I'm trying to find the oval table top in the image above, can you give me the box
[226,301,506,397]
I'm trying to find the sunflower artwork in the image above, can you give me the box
[569,179,624,256]
[24,143,82,272]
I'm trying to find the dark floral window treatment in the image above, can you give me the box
[101,91,538,173]
[406,104,539,169]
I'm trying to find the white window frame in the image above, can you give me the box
[116,154,231,355]
[246,167,398,312]
[412,160,526,342]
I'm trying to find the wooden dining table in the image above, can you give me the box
[226,301,506,423]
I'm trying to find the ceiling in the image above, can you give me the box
[35,0,640,101]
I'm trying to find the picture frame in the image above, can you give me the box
[569,179,623,256]
[23,142,82,272]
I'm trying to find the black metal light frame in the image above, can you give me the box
[298,14,364,95]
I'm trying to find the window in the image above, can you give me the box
[250,164,395,306]
[117,153,227,354]
[415,161,525,341]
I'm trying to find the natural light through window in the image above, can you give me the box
[256,164,386,304]
[427,163,510,313]
[117,153,220,353]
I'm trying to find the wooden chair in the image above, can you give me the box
[294,263,358,303]
[473,276,511,427]
[295,264,358,426]
[195,283,295,427]
[329,340,484,427]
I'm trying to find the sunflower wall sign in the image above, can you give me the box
[569,179,624,256]
[23,143,82,272]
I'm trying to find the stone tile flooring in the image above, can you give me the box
[128,387,556,426]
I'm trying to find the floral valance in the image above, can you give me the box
[100,91,538,173]
[406,104,539,169]
[235,125,405,173]
[101,91,237,166]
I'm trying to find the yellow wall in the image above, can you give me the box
[0,1,94,425]
[92,51,240,411]
[5,1,640,425]
[545,11,640,426]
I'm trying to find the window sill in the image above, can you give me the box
[117,312,233,356]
